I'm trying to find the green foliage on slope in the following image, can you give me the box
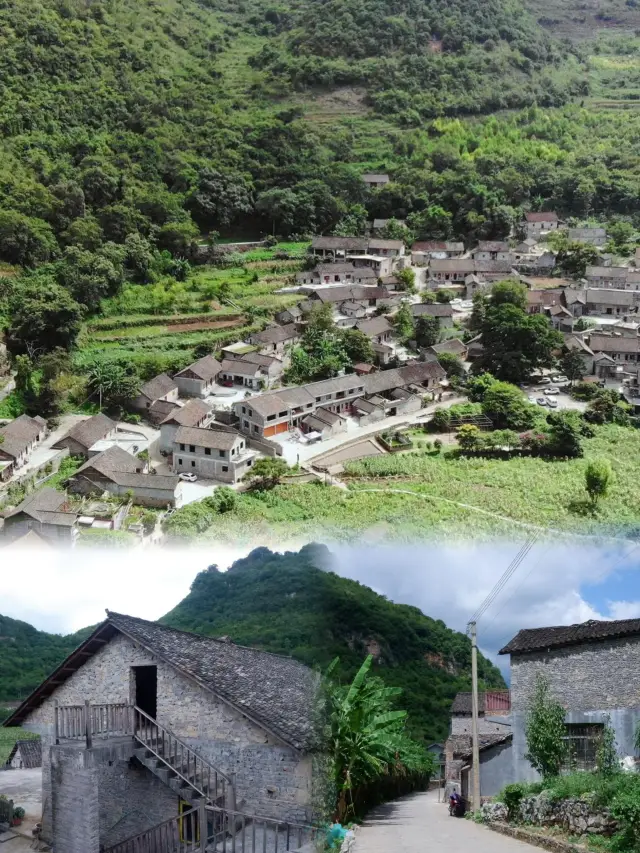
[0,615,91,703]
[162,545,506,743]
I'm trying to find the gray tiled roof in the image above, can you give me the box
[175,426,242,450]
[524,211,559,222]
[362,173,390,183]
[161,399,212,427]
[249,324,299,345]
[109,472,180,491]
[311,237,368,252]
[76,446,141,477]
[0,415,46,459]
[6,739,42,768]
[108,612,320,751]
[220,358,263,377]
[54,413,116,451]
[140,373,178,401]
[500,618,640,655]
[175,355,222,382]
[412,303,454,317]
[354,317,393,338]
[449,733,512,759]
[4,488,76,525]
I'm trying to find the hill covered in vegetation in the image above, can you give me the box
[0,615,90,706]
[162,545,505,743]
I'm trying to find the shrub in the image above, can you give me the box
[433,439,443,451]
[430,408,451,431]
[12,806,25,821]
[501,783,529,820]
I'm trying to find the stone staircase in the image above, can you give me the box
[132,706,235,811]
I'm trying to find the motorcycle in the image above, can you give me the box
[449,795,465,817]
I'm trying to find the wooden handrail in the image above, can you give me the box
[102,805,201,853]
[55,702,132,746]
[133,705,233,806]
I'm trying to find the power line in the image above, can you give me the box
[469,535,539,626]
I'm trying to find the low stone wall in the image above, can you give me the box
[488,821,589,853]
[481,792,617,837]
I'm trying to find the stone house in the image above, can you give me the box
[428,259,476,283]
[426,338,468,360]
[499,617,640,782]
[367,239,405,258]
[563,289,587,318]
[585,288,640,316]
[174,355,222,399]
[68,446,181,508]
[411,242,465,264]
[339,300,368,320]
[445,691,512,799]
[548,304,574,332]
[309,285,390,309]
[131,374,180,423]
[309,237,369,260]
[159,398,213,454]
[354,316,393,344]
[275,305,303,325]
[585,266,630,289]
[296,263,378,287]
[523,211,559,237]
[173,426,256,483]
[563,335,594,376]
[247,324,301,357]
[471,242,513,262]
[300,407,348,439]
[3,611,320,853]
[411,303,454,328]
[0,414,48,478]
[6,739,42,769]
[568,227,607,247]
[348,254,394,278]
[362,173,390,189]
[1,487,78,544]
[219,358,271,391]
[52,413,118,458]
[587,332,640,365]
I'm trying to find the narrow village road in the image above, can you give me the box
[353,790,540,853]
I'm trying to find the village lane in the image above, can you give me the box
[352,790,542,853]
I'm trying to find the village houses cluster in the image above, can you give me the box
[3,200,640,546]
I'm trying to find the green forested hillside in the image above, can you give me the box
[162,545,505,743]
[0,615,91,704]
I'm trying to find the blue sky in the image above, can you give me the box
[3,538,639,683]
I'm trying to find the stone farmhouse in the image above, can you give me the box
[5,739,42,770]
[247,323,301,357]
[585,288,640,316]
[444,690,512,801]
[3,611,320,853]
[159,398,213,454]
[568,227,607,246]
[354,316,393,344]
[0,414,47,481]
[427,259,514,288]
[411,303,454,328]
[1,488,78,545]
[308,238,403,276]
[307,284,391,309]
[52,413,117,458]
[411,241,465,263]
[67,446,182,508]
[499,617,640,782]
[131,373,180,423]
[426,338,468,360]
[362,172,390,188]
[233,361,446,440]
[523,211,560,237]
[173,426,257,483]
[174,355,222,399]
[296,263,378,287]
[587,330,640,365]
[585,267,640,290]
[470,241,513,262]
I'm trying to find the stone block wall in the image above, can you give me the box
[451,716,511,736]
[51,745,100,853]
[510,637,640,712]
[22,631,316,838]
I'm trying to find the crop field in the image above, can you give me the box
[166,425,640,544]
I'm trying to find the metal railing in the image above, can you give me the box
[205,806,321,853]
[134,706,233,807]
[55,701,132,747]
[102,806,201,853]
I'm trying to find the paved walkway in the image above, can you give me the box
[353,790,540,853]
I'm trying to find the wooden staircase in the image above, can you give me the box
[132,706,235,811]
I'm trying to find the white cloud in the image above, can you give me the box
[329,540,639,678]
[606,600,640,620]
[0,544,253,634]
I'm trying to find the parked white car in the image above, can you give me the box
[528,395,537,404]
[551,375,569,384]
[544,388,560,396]
[179,472,198,482]
[537,377,551,385]
[547,398,559,408]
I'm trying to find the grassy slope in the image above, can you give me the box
[169,425,640,544]
[161,545,506,743]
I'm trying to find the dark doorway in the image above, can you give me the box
[133,666,157,719]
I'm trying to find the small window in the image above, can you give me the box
[243,420,249,429]
[267,414,276,421]
[253,425,259,433]
[247,458,253,467]
[219,450,224,458]
[205,448,211,456]
[279,411,287,418]
[189,445,195,453]
[242,406,246,414]
[248,409,253,417]
[222,466,229,472]
[178,458,183,465]
[191,461,196,468]
[180,443,185,451]
[563,724,603,772]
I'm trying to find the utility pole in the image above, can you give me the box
[469,620,481,812]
